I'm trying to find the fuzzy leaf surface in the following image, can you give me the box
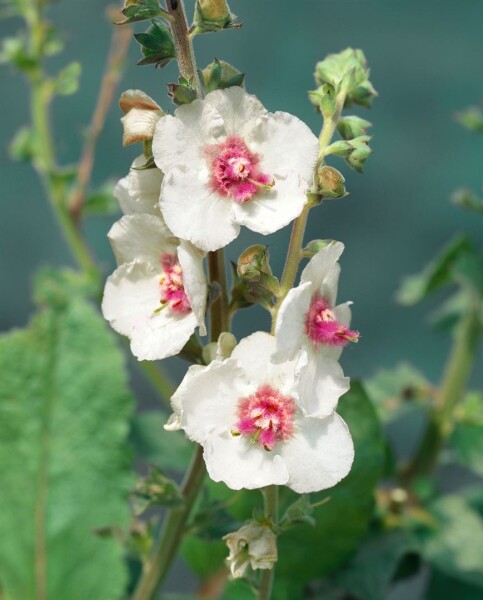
[0,296,133,600]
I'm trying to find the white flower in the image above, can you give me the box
[102,214,207,361]
[170,331,354,493]
[119,89,164,146]
[153,87,319,252]
[274,242,359,418]
[224,521,277,579]
[114,156,163,216]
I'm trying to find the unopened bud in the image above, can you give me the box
[199,0,230,20]
[223,521,277,579]
[337,115,372,140]
[346,135,372,173]
[119,89,164,146]
[316,166,347,199]
[237,245,271,282]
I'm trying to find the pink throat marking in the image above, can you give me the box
[204,135,274,203]
[233,384,296,451]
[305,295,359,347]
[158,252,191,315]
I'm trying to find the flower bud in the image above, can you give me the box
[337,115,372,140]
[202,331,237,363]
[346,135,372,173]
[316,166,347,199]
[199,0,230,20]
[237,245,271,282]
[119,89,164,146]
[223,521,277,579]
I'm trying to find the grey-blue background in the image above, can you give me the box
[1,0,482,387]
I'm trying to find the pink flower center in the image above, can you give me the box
[305,295,359,347]
[158,252,191,315]
[204,135,274,203]
[233,384,296,451]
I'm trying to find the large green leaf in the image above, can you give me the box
[275,382,385,591]
[0,297,133,600]
[449,392,483,476]
[333,530,420,600]
[422,495,483,588]
[426,569,483,600]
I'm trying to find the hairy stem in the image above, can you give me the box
[132,446,206,600]
[403,307,481,480]
[166,0,203,97]
[258,485,279,600]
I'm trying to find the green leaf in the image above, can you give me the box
[34,267,100,307]
[426,569,483,600]
[422,495,483,588]
[117,0,169,25]
[396,235,472,306]
[333,530,420,600]
[455,106,483,133]
[84,180,120,217]
[180,537,227,578]
[275,382,385,589]
[134,19,175,67]
[55,61,81,96]
[0,34,37,70]
[365,362,433,422]
[450,392,483,475]
[130,411,192,471]
[9,125,37,161]
[0,293,133,599]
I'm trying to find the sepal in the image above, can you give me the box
[201,59,245,93]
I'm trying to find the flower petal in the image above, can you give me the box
[159,166,240,252]
[231,170,308,236]
[300,241,344,304]
[108,214,176,266]
[176,359,249,443]
[230,332,298,397]
[102,260,197,361]
[126,156,163,214]
[177,241,208,336]
[153,99,225,174]
[295,351,350,417]
[273,282,312,362]
[204,87,266,137]
[204,432,289,490]
[250,111,318,184]
[281,413,354,493]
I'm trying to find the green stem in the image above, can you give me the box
[272,89,347,330]
[132,446,206,600]
[166,0,203,97]
[26,4,100,282]
[403,308,481,480]
[258,486,278,600]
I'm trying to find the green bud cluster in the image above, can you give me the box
[313,48,377,110]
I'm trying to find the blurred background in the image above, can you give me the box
[1,0,482,387]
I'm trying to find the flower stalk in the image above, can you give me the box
[258,485,278,600]
[403,307,482,480]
